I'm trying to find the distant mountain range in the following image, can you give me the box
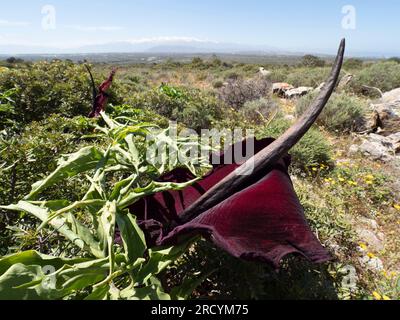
[0,38,397,58]
[0,38,297,55]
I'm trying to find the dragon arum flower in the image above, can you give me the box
[86,65,117,118]
[128,39,346,268]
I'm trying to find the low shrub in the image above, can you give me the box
[257,117,333,170]
[124,84,224,131]
[218,76,272,109]
[0,61,122,124]
[351,61,400,94]
[240,97,278,124]
[296,92,367,133]
[343,58,364,70]
[301,55,326,68]
[285,67,331,88]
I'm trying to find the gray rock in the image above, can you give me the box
[359,255,384,272]
[349,144,360,155]
[356,228,385,252]
[381,88,400,116]
[272,82,294,96]
[314,82,326,93]
[285,86,314,99]
[284,114,296,122]
[359,217,379,231]
[382,88,400,104]
[358,134,397,162]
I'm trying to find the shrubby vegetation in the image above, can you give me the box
[0,57,399,300]
[351,61,400,94]
[301,54,326,68]
[0,61,122,124]
[257,117,333,170]
[296,92,368,133]
[218,76,272,109]
[124,84,224,131]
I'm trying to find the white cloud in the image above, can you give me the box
[0,19,30,27]
[66,25,124,32]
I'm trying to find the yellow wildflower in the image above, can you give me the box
[359,243,367,251]
[365,180,374,185]
[312,167,318,172]
[348,180,358,186]
[383,295,391,301]
[367,252,376,259]
[394,204,400,211]
[372,292,382,300]
[365,174,375,180]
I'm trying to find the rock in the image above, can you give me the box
[389,132,400,153]
[374,103,398,119]
[381,88,400,116]
[338,74,354,89]
[314,82,326,93]
[285,86,314,99]
[359,255,384,272]
[284,115,295,121]
[382,88,400,104]
[358,133,397,162]
[272,82,294,96]
[359,217,379,231]
[259,67,271,77]
[356,228,385,252]
[349,144,360,155]
[369,103,400,135]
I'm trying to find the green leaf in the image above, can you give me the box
[1,202,87,251]
[25,146,104,200]
[118,179,199,209]
[0,251,87,275]
[116,211,146,265]
[136,241,193,285]
[0,253,109,300]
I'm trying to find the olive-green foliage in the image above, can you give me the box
[0,114,209,300]
[218,77,272,109]
[0,61,122,124]
[285,67,331,88]
[257,117,333,170]
[343,58,364,70]
[241,97,278,124]
[0,115,95,207]
[296,92,367,133]
[125,84,224,131]
[351,61,400,94]
[301,55,326,68]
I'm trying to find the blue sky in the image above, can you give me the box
[0,0,399,55]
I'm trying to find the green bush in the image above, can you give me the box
[240,97,278,123]
[296,92,367,133]
[218,77,272,109]
[351,61,400,94]
[301,55,326,68]
[0,115,95,206]
[0,61,122,124]
[124,84,224,131]
[285,67,331,87]
[343,58,364,70]
[257,117,333,170]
